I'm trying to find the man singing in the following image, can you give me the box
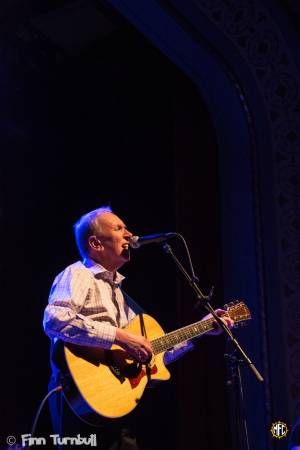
[43,205,233,449]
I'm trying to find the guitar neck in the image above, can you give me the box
[151,317,215,355]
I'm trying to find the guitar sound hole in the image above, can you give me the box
[106,349,142,381]
[123,362,141,378]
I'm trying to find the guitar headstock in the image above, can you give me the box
[224,301,251,327]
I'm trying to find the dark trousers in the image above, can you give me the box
[48,375,140,450]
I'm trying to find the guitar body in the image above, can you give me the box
[62,314,170,426]
[59,301,250,426]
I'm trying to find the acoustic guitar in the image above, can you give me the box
[60,301,250,426]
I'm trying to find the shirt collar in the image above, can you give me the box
[83,257,125,286]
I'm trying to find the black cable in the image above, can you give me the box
[174,233,197,280]
[30,386,63,437]
[173,232,212,304]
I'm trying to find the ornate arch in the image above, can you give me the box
[110,0,300,446]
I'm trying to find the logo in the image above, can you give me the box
[270,421,288,439]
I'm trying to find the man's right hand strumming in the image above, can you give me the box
[115,328,152,362]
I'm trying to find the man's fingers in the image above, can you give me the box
[116,329,153,361]
[136,337,152,361]
[140,337,152,354]
[214,309,234,329]
[136,346,152,362]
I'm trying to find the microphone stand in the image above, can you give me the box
[225,352,250,450]
[162,243,263,450]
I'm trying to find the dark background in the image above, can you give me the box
[1,8,228,450]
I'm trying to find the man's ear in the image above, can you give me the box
[88,235,104,251]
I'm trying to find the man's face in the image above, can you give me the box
[91,212,133,270]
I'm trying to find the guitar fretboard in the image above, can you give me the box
[151,317,215,354]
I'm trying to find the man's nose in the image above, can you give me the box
[124,229,133,238]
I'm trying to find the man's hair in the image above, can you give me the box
[74,205,112,259]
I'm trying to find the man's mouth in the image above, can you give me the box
[121,243,130,258]
[121,245,130,259]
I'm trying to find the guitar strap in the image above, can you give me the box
[121,289,145,315]
[138,314,153,380]
[121,290,153,380]
[139,314,147,339]
[121,289,147,338]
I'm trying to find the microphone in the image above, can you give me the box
[129,232,177,249]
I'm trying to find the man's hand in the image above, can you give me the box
[202,308,234,335]
[115,328,152,362]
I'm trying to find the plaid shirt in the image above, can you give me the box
[43,258,193,363]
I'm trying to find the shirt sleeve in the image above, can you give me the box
[43,266,116,348]
[163,340,194,365]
